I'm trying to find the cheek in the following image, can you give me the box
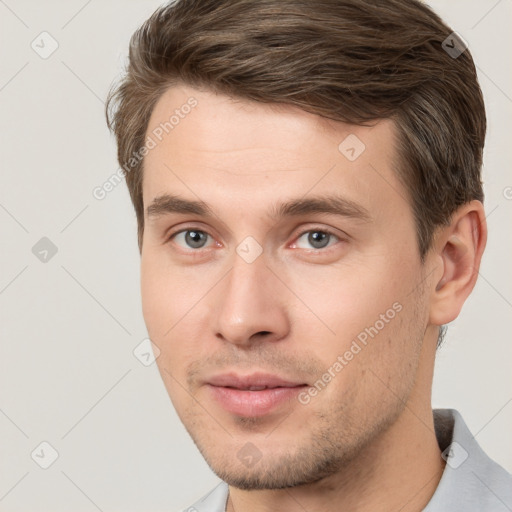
[282,259,408,348]
[140,256,165,336]
[140,254,207,383]
[140,251,191,336]
[312,300,422,422]
[290,256,423,390]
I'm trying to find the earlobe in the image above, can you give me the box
[429,201,487,325]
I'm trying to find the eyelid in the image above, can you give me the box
[165,220,215,240]
[294,225,343,239]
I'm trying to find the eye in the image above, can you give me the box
[293,228,342,250]
[169,229,213,250]
[167,226,344,253]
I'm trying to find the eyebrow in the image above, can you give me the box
[146,193,372,223]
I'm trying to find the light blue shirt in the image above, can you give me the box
[180,409,512,511]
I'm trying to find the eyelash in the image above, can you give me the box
[166,226,344,253]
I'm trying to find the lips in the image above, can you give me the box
[206,372,306,390]
[205,372,308,417]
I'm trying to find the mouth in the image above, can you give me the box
[205,384,308,417]
[204,372,308,417]
[206,372,307,389]
[225,385,294,391]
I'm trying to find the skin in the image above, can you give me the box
[140,83,487,512]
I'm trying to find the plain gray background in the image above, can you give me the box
[0,1,511,510]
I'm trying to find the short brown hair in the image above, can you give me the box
[105,0,486,260]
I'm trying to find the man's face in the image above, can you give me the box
[140,84,435,489]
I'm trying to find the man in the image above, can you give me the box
[105,0,512,510]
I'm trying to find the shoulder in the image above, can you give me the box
[424,408,512,511]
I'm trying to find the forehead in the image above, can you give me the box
[142,84,407,222]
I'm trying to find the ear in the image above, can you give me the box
[429,200,487,326]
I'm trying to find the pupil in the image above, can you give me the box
[186,230,205,248]
[310,231,329,248]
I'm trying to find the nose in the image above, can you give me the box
[212,251,290,348]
